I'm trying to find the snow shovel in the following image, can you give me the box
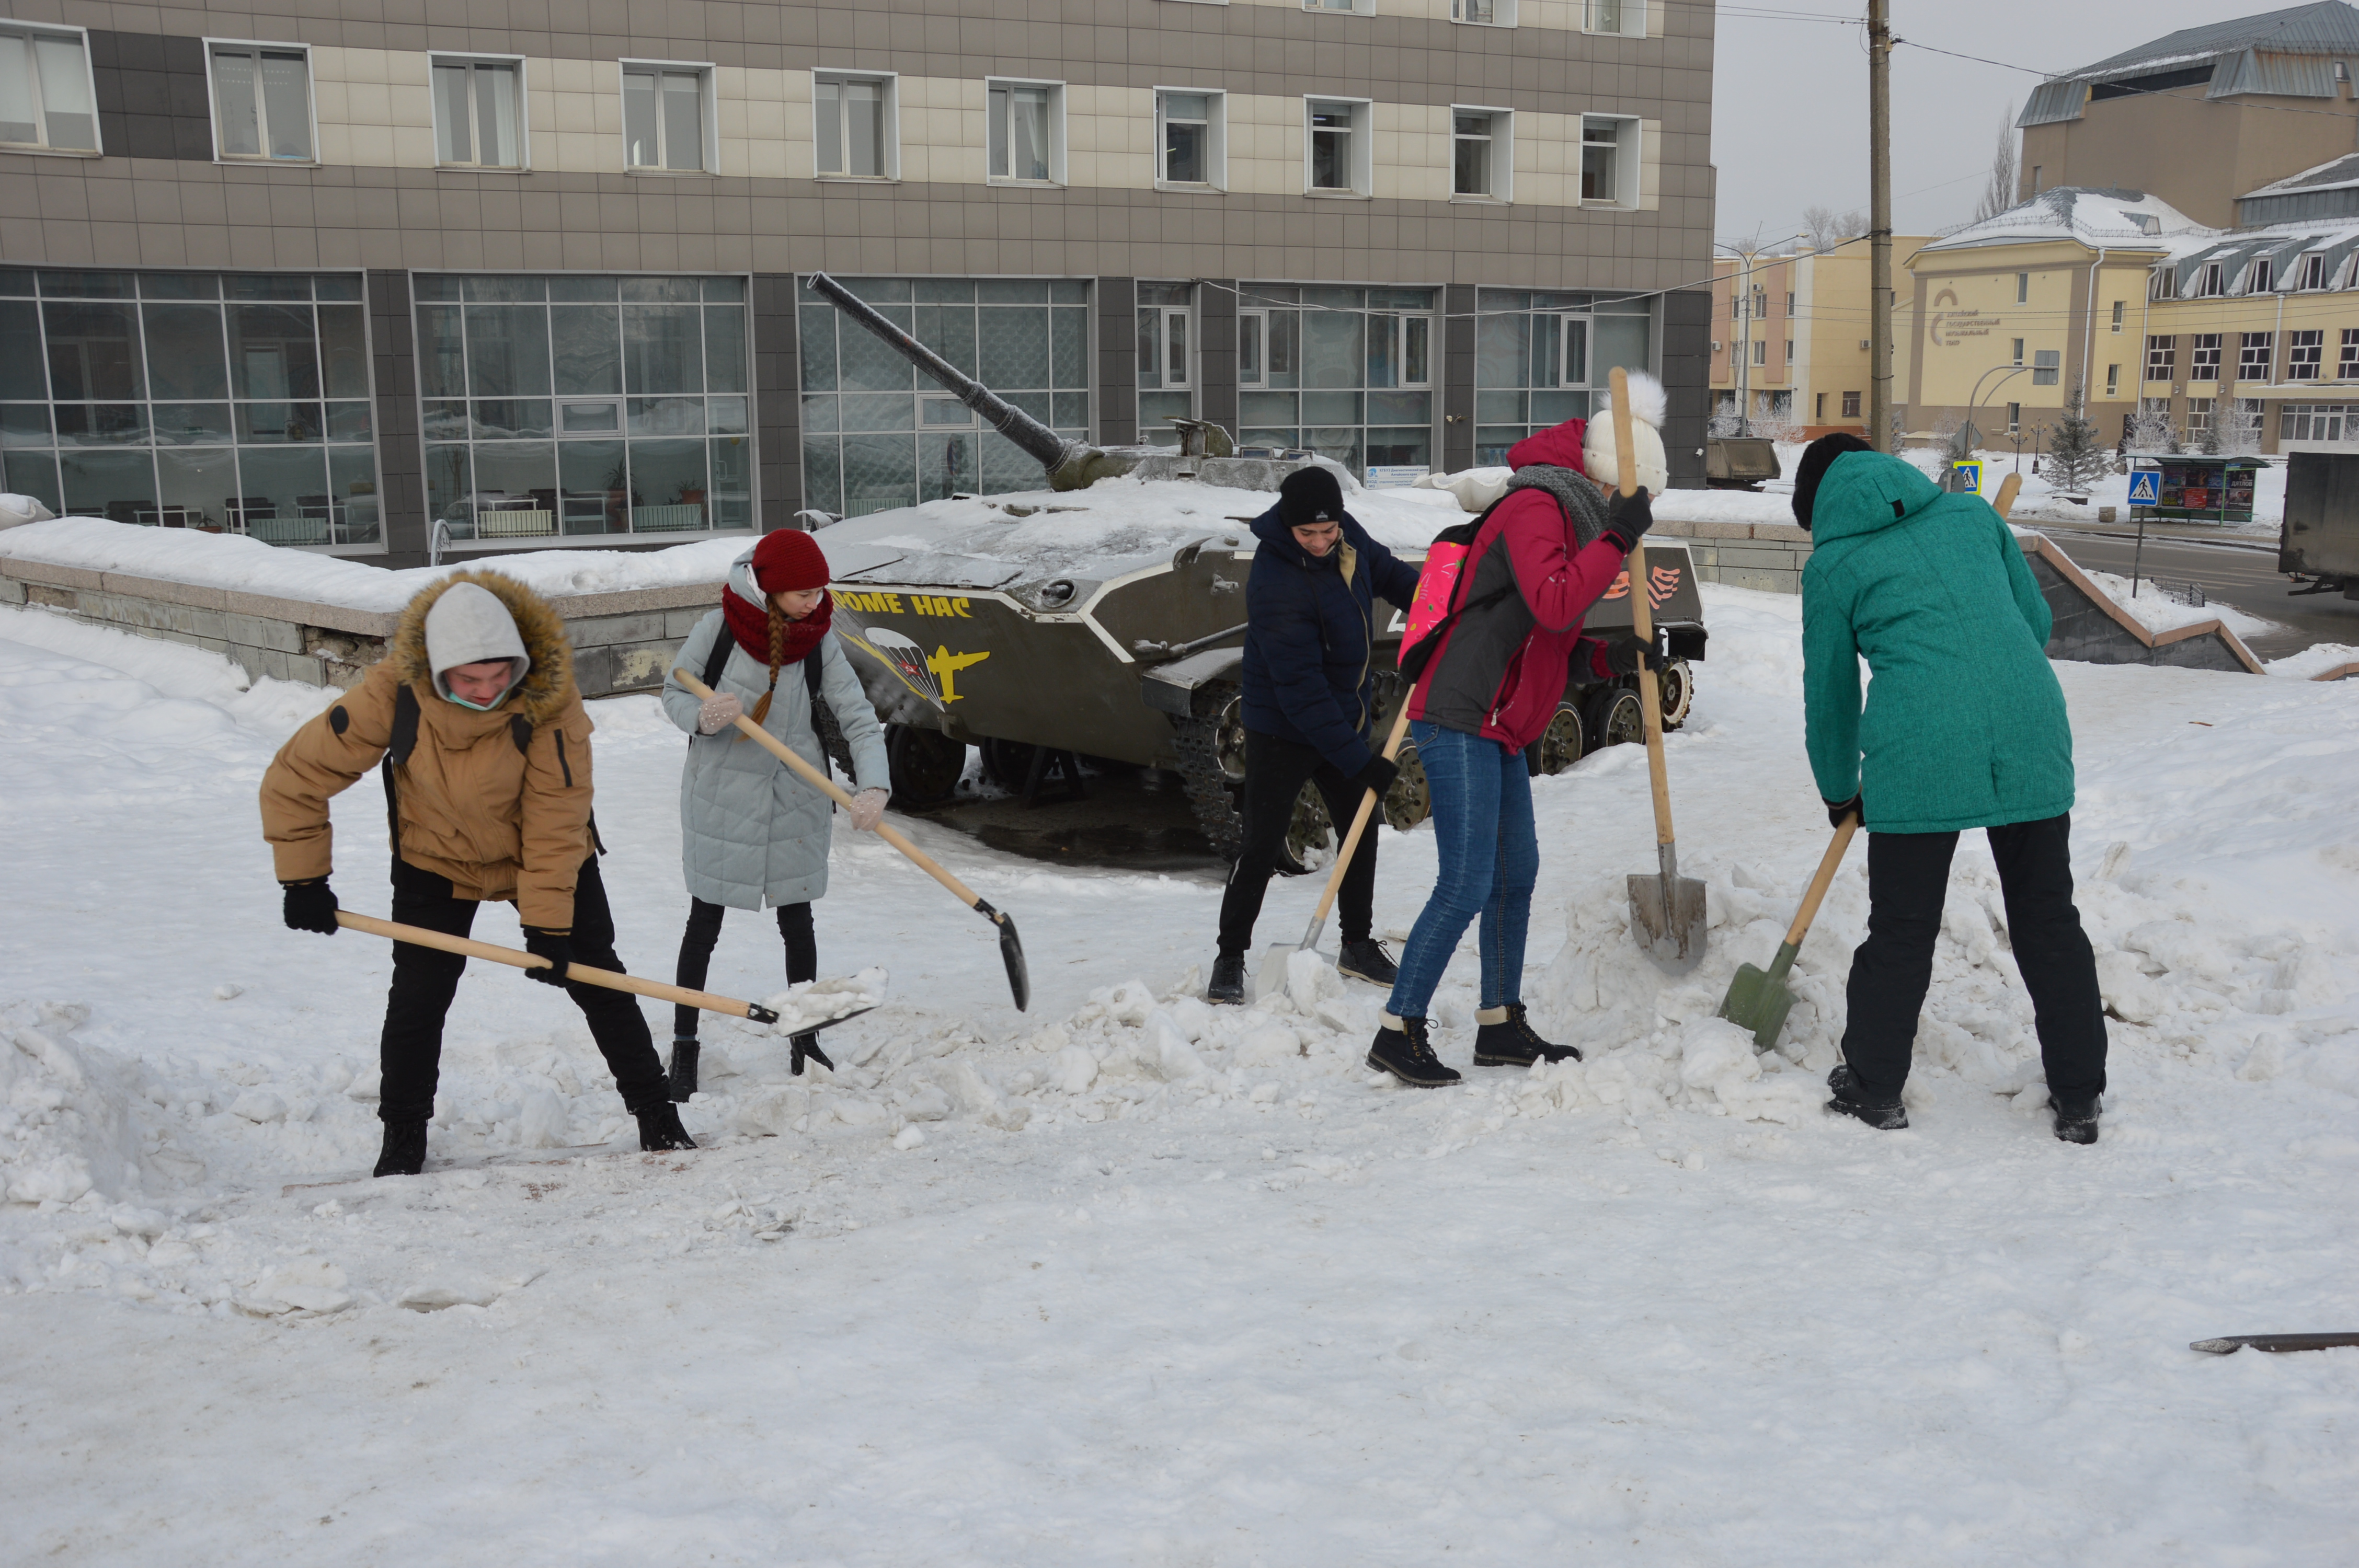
[1717,812,1858,1051]
[334,912,782,1024]
[1256,700,1414,999]
[1611,366,1707,972]
[2190,1331,2359,1355]
[674,669,1030,1012]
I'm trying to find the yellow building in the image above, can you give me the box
[1709,238,1930,439]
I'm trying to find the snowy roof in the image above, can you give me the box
[2019,2,2359,125]
[1918,188,2212,256]
[2241,151,2359,199]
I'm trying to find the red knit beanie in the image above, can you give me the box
[751,528,830,594]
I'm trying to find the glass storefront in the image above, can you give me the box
[414,273,751,541]
[1474,290,1653,465]
[0,268,381,546]
[1235,285,1436,478]
[797,276,1091,517]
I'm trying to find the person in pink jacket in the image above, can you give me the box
[1368,417,1662,1085]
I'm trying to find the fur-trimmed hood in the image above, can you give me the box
[392,571,575,728]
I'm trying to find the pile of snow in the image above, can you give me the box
[2068,565,2278,639]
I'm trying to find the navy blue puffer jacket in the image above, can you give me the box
[1238,501,1423,775]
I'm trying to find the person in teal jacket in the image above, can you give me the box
[1796,434,2107,1144]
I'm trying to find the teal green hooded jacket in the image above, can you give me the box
[1801,452,2073,834]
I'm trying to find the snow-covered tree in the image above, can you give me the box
[2040,383,2111,496]
[1802,205,1869,254]
[2125,401,2178,455]
[2216,398,2265,456]
[1973,106,2020,222]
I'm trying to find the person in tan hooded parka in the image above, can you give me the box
[260,570,689,1177]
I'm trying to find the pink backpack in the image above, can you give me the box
[1397,502,1514,682]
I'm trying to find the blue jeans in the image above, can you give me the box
[1386,721,1540,1019]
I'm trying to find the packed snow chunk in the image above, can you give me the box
[1286,950,1345,1016]
[944,1060,1030,1130]
[892,1124,926,1151]
[3,1017,147,1206]
[898,1082,951,1122]
[1056,1046,1099,1094]
[734,1085,810,1137]
[248,1258,353,1316]
[762,970,886,1036]
[1676,1018,1761,1094]
[2265,950,2345,1012]
[1164,995,1216,1043]
[1235,1022,1303,1067]
[110,1204,168,1239]
[397,1277,500,1312]
[228,1089,288,1124]
[516,1089,570,1149]
[831,1097,888,1128]
[1104,981,1156,1028]
[2094,948,2165,1025]
[1148,1013,1208,1081]
[2236,1034,2288,1083]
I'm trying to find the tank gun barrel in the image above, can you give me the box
[806,271,1073,474]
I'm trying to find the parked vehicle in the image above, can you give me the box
[2282,451,2359,597]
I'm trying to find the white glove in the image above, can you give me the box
[696,691,743,734]
[845,789,889,833]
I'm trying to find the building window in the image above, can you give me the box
[2190,333,2220,382]
[2185,397,2212,436]
[1785,291,1795,314]
[814,74,895,179]
[2011,337,2024,366]
[2238,331,2274,383]
[2110,300,2125,332]
[1454,0,1515,24]
[1843,390,1862,419]
[416,273,751,541]
[2149,266,2177,301]
[2192,263,2225,298]
[1751,340,1767,366]
[0,269,379,546]
[1582,117,1636,204]
[798,276,1088,516]
[1306,100,1370,194]
[2145,335,2173,382]
[2342,328,2359,379]
[1239,285,1440,476]
[0,26,100,153]
[2005,400,2019,434]
[2299,253,2327,290]
[1814,392,1825,420]
[622,63,710,172]
[987,79,1062,184]
[1784,339,1794,361]
[2104,364,2120,397]
[1472,287,1651,464]
[209,42,313,162]
[1138,282,1194,443]
[1453,109,1508,199]
[1751,287,1767,319]
[1156,90,1222,187]
[2029,165,2041,193]
[2032,348,2058,386]
[2289,329,2324,382]
[1307,0,1372,10]
[2246,260,2274,294]
[2014,272,2028,303]
[1584,0,1645,34]
[2281,403,2359,442]
[432,57,524,170]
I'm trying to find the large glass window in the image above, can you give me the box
[1453,110,1503,199]
[211,44,313,162]
[1582,116,1634,205]
[0,26,100,153]
[797,276,1091,517]
[414,273,751,540]
[987,80,1058,183]
[433,57,523,169]
[623,65,708,172]
[1159,92,1217,187]
[0,269,377,546]
[1137,282,1194,445]
[815,75,892,178]
[1308,101,1364,194]
[1473,289,1652,464]
[1235,285,1436,479]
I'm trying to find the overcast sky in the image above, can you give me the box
[1710,0,2249,247]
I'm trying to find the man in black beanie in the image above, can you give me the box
[1206,463,1422,1002]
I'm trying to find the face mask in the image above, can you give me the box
[443,688,510,712]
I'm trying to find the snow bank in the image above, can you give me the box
[2069,565,2279,638]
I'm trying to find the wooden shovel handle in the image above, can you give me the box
[672,670,992,918]
[1784,815,1859,948]
[1309,699,1415,929]
[1610,366,1677,849]
[335,910,775,1022]
[1993,470,2021,520]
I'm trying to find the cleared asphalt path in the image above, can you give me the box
[2026,527,2359,659]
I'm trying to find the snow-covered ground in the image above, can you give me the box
[4,589,2357,1564]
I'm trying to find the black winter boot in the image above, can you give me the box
[1472,1003,1581,1066]
[790,1032,833,1075]
[666,1039,700,1102]
[1337,939,1400,988]
[1367,1015,1461,1088]
[637,1103,698,1151]
[373,1120,428,1178]
[2049,1093,2101,1145]
[1207,951,1247,1005]
[1825,1063,1908,1131]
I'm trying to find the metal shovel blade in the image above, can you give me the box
[1628,864,1709,974]
[1717,945,1799,1052]
[975,901,1031,1012]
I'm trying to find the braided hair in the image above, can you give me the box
[746,598,787,729]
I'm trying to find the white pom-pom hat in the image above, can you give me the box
[1581,368,1669,495]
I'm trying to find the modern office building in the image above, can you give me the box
[0,1,1715,566]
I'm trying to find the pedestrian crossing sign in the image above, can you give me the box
[1951,458,1982,494]
[2127,469,2161,505]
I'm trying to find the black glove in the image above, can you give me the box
[281,878,339,936]
[1353,755,1399,799]
[1603,627,1669,678]
[790,1032,834,1076]
[1600,486,1655,555]
[1826,794,1863,831]
[521,927,573,987]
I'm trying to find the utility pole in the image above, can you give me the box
[1736,249,1753,435]
[1868,0,1893,453]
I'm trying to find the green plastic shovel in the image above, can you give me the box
[1719,813,1858,1051]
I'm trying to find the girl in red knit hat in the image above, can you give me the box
[659,528,892,1097]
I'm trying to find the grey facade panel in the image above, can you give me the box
[1098,275,1137,446]
[753,271,803,530]
[1198,276,1237,439]
[1662,287,1710,491]
[1441,281,1475,474]
[368,269,428,562]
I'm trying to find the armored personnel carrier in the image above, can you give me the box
[802,273,1708,866]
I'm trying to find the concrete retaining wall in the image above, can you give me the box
[1656,520,1815,594]
[0,556,726,698]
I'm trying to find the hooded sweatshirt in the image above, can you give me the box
[1239,502,1423,773]
[1407,421,1630,751]
[1801,451,2073,833]
[422,580,530,705]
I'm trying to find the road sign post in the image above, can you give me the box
[2127,466,2160,597]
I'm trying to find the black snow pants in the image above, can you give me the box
[672,897,815,1039]
[1216,727,1380,958]
[1840,812,2109,1104]
[377,854,669,1125]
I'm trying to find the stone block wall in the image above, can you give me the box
[1657,520,1816,595]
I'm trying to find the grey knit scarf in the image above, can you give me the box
[1502,465,1608,549]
